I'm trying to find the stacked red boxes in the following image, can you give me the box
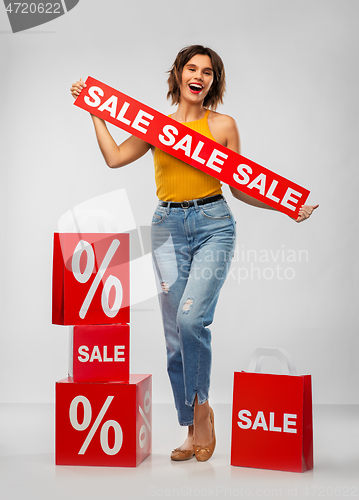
[52,233,152,467]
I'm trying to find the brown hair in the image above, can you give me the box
[167,45,226,110]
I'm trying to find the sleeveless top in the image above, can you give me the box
[153,109,223,202]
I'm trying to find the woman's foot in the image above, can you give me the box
[170,425,195,461]
[193,399,216,461]
[193,398,212,447]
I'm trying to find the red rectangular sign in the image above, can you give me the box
[74,77,310,219]
[69,324,130,383]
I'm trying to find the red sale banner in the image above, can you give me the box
[74,77,310,219]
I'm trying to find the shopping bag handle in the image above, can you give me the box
[248,348,297,375]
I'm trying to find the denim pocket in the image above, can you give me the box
[151,207,167,225]
[200,201,231,220]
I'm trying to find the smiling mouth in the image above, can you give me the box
[188,83,204,94]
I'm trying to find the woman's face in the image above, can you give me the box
[179,54,214,105]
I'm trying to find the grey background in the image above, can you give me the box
[0,0,357,405]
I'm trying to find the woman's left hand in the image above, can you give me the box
[296,204,319,223]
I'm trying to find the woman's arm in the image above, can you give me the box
[90,115,151,168]
[70,79,151,168]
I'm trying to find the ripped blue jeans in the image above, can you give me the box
[151,197,236,425]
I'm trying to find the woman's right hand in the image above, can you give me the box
[70,78,87,99]
[69,76,151,168]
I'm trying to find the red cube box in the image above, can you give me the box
[55,374,152,467]
[52,233,130,326]
[69,324,130,383]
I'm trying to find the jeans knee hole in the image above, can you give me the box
[182,298,193,313]
[161,281,169,294]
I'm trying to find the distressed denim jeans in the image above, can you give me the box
[151,197,236,425]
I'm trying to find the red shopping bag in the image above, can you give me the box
[231,348,313,472]
[52,233,130,325]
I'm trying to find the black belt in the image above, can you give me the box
[159,194,224,209]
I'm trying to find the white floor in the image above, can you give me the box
[0,403,358,500]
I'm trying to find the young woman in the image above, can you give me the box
[70,45,318,463]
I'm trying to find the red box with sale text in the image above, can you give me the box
[52,233,130,326]
[55,375,152,467]
[69,324,130,383]
[231,349,313,473]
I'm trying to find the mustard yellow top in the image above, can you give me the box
[153,109,223,202]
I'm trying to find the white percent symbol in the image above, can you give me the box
[69,395,123,456]
[139,390,151,449]
[71,239,123,319]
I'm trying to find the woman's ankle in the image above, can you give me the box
[194,396,210,420]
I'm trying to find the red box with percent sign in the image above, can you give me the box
[69,324,130,383]
[52,233,130,326]
[55,374,152,467]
